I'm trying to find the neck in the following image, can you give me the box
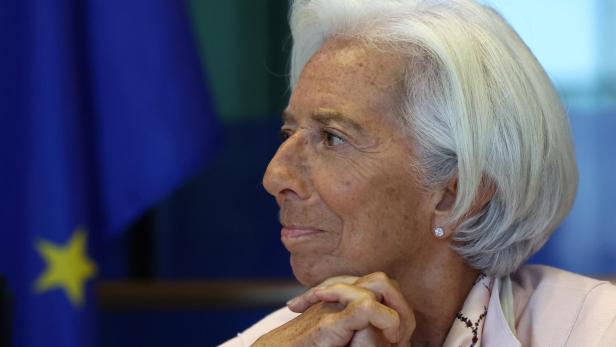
[392,245,479,347]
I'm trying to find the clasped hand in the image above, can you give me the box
[253,272,416,347]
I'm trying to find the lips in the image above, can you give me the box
[281,226,325,239]
[280,224,337,254]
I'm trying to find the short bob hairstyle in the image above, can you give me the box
[289,0,578,277]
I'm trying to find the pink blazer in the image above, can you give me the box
[220,265,616,346]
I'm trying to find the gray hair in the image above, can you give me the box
[289,0,578,277]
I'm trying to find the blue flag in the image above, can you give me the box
[0,0,218,346]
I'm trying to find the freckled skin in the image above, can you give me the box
[262,38,479,346]
[264,38,432,286]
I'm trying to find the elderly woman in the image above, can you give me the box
[222,0,616,346]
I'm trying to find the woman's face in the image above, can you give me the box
[263,38,437,286]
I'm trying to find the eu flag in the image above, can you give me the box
[0,1,218,346]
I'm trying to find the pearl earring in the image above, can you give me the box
[434,227,445,238]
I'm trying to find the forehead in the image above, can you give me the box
[289,38,405,122]
[309,38,402,81]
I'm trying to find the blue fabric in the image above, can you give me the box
[0,0,218,346]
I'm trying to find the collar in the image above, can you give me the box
[442,274,521,347]
[442,274,493,347]
[481,275,521,347]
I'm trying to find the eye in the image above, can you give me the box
[323,130,346,147]
[279,129,291,142]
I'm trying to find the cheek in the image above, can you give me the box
[315,156,420,223]
[311,160,367,220]
[315,157,426,245]
[306,143,432,275]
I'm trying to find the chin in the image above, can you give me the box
[292,269,319,287]
[290,257,323,286]
[290,254,349,287]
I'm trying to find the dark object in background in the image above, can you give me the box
[0,276,12,347]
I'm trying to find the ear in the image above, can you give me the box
[431,175,496,239]
[431,176,458,239]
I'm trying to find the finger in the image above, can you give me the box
[356,272,407,314]
[319,275,359,287]
[287,275,359,313]
[327,298,401,343]
[355,272,416,343]
[312,283,399,342]
[287,286,320,313]
[313,283,378,305]
[350,326,391,347]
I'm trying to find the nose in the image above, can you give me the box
[262,132,312,203]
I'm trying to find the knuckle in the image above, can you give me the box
[354,298,377,314]
[335,283,373,295]
[330,283,351,291]
[327,283,353,294]
[371,271,389,280]
[354,285,377,299]
[374,272,399,291]
[358,271,389,286]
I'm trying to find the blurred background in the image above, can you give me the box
[0,0,614,346]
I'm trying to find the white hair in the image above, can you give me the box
[289,0,578,277]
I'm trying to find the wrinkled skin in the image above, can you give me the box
[260,38,478,346]
[263,38,434,291]
[254,273,414,347]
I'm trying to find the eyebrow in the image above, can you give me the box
[281,109,296,125]
[282,108,364,134]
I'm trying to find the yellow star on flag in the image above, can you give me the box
[33,227,97,307]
